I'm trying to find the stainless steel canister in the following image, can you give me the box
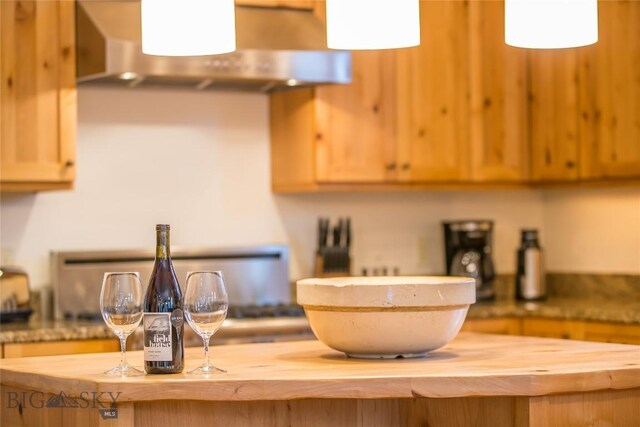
[516,229,546,300]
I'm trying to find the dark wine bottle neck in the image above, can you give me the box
[156,229,171,259]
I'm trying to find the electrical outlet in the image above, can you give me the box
[359,266,400,276]
[417,237,430,267]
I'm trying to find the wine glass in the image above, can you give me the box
[100,272,144,376]
[184,271,228,375]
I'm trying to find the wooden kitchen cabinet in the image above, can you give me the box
[270,0,638,191]
[315,50,397,183]
[0,0,76,192]
[271,1,478,189]
[460,317,521,335]
[270,50,397,190]
[270,0,399,188]
[465,317,640,345]
[581,321,640,345]
[530,0,640,182]
[270,0,530,190]
[467,0,529,182]
[522,318,640,345]
[529,49,581,181]
[578,0,640,180]
[396,0,528,183]
[395,0,470,182]
[521,317,578,340]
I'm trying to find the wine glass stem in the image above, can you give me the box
[203,336,211,367]
[120,337,127,367]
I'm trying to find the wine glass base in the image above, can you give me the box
[104,364,145,376]
[188,364,226,375]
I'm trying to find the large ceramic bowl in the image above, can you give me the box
[297,276,475,359]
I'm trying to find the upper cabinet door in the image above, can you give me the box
[579,0,640,179]
[0,0,76,191]
[395,0,470,182]
[314,51,397,183]
[529,50,580,181]
[468,0,529,182]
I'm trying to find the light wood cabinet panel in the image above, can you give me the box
[529,0,638,182]
[582,321,640,345]
[522,317,640,345]
[521,318,580,340]
[461,318,522,335]
[396,0,470,182]
[270,89,317,190]
[315,50,397,183]
[270,50,397,190]
[0,0,76,192]
[468,0,529,182]
[578,0,640,179]
[2,338,119,358]
[529,50,580,181]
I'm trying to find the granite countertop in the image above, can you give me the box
[1,297,639,345]
[0,320,112,344]
[468,297,640,324]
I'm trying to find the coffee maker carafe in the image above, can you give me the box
[443,220,495,301]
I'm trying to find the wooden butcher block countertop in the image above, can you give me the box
[1,333,639,402]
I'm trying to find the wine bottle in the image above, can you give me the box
[143,224,184,374]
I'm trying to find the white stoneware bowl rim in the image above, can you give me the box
[297,276,476,308]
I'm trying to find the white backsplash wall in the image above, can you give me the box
[542,187,640,273]
[274,191,544,278]
[1,87,288,289]
[0,87,638,292]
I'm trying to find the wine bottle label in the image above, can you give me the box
[143,312,173,362]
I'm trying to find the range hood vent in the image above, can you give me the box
[76,1,351,92]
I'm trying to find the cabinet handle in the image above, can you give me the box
[561,333,570,340]
[386,163,397,171]
[401,163,410,171]
[64,160,74,168]
[565,161,576,169]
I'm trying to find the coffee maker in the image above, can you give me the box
[443,220,495,301]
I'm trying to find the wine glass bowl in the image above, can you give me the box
[100,272,144,376]
[184,271,228,374]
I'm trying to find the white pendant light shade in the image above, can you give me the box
[505,0,598,49]
[141,0,236,56]
[326,0,420,50]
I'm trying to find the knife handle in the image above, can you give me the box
[345,217,351,249]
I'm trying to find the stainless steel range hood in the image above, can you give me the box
[76,1,351,92]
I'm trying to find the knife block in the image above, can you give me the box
[315,248,351,277]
